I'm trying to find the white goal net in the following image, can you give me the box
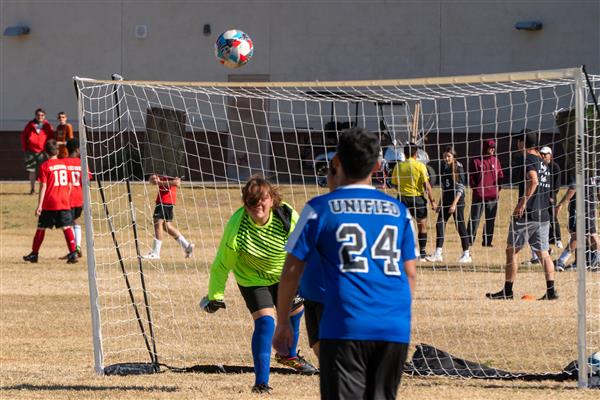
[74,68,599,386]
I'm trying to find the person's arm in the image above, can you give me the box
[514,170,538,217]
[405,260,417,298]
[556,187,575,215]
[450,164,466,213]
[400,215,417,297]
[206,220,238,302]
[67,124,74,140]
[273,253,306,356]
[36,182,47,216]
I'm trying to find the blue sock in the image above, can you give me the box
[251,316,275,386]
[288,309,304,358]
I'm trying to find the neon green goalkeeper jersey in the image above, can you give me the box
[208,203,298,301]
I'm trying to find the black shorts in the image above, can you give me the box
[238,283,303,314]
[38,210,73,229]
[400,195,427,220]
[303,300,323,348]
[71,207,83,221]
[153,204,174,221]
[568,207,597,234]
[319,340,408,400]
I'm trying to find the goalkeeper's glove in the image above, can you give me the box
[200,295,226,313]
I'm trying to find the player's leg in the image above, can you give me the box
[24,212,51,262]
[271,285,318,374]
[320,339,368,400]
[162,206,194,257]
[454,202,472,263]
[415,197,429,259]
[557,211,577,270]
[486,218,525,299]
[531,221,557,300]
[467,197,483,246]
[367,341,408,400]
[57,210,77,263]
[72,207,83,256]
[483,199,498,247]
[426,209,447,262]
[303,300,323,358]
[239,285,276,393]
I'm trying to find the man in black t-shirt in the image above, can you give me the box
[486,131,557,300]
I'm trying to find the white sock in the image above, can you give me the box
[434,247,443,256]
[73,225,82,247]
[558,249,570,263]
[153,239,162,255]
[176,235,190,249]
[463,250,470,257]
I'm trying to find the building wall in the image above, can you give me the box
[1,0,598,131]
[1,0,598,179]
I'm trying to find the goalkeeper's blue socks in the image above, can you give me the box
[251,315,275,385]
[288,309,304,358]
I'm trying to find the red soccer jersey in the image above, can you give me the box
[155,176,177,205]
[65,157,92,208]
[38,158,71,210]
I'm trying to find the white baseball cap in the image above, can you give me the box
[540,146,552,155]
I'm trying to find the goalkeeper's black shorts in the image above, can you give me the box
[319,340,408,400]
[238,283,303,314]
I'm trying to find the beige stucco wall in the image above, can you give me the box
[1,0,599,130]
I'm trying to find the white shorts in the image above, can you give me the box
[506,219,550,252]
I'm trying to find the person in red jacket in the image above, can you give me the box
[23,139,78,264]
[467,139,504,247]
[21,108,53,195]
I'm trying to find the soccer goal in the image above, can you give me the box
[74,67,599,387]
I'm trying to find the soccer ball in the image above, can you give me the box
[589,351,600,376]
[214,29,254,68]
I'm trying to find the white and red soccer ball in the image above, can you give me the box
[214,29,254,68]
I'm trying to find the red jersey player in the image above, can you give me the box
[60,138,91,259]
[142,174,194,260]
[23,139,78,264]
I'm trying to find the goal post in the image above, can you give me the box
[74,68,599,387]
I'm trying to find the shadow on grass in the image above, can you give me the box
[0,384,178,392]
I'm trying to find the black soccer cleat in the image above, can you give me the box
[76,245,82,258]
[275,351,319,375]
[66,251,79,264]
[23,252,38,263]
[538,292,559,301]
[486,290,514,300]
[251,383,273,394]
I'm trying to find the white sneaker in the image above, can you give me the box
[458,254,472,263]
[185,243,195,258]
[142,252,160,260]
[556,241,564,249]
[425,254,443,262]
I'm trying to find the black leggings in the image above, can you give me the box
[435,202,470,251]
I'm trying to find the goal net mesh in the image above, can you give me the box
[74,69,599,379]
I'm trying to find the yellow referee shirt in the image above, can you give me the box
[391,158,429,197]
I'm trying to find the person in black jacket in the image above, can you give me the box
[426,146,471,263]
[529,146,563,264]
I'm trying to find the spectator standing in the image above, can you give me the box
[467,139,503,247]
[54,112,74,159]
[426,146,471,263]
[486,131,557,300]
[391,144,437,260]
[21,108,53,194]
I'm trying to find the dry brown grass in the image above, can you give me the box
[1,182,598,399]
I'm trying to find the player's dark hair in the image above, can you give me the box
[518,129,538,149]
[242,175,281,209]
[66,138,80,155]
[45,139,59,156]
[35,108,46,116]
[403,142,420,159]
[336,127,380,179]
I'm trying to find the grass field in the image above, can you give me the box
[1,181,598,399]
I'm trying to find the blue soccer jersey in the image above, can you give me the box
[286,184,417,343]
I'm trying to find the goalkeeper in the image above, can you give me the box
[200,176,317,394]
